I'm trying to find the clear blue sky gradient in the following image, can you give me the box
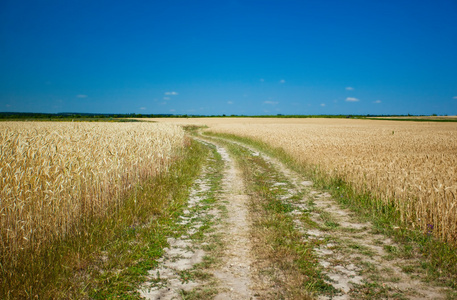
[1,0,457,115]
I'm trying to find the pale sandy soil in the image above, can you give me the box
[211,143,257,300]
[138,160,213,299]
[138,139,259,299]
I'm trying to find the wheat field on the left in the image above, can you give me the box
[0,121,185,261]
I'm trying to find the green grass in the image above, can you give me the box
[1,139,209,299]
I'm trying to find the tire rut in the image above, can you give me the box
[138,139,258,299]
[211,143,256,300]
[138,152,214,299]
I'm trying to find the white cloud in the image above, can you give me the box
[279,79,285,84]
[346,97,359,102]
[140,107,146,110]
[345,87,354,91]
[165,91,178,96]
[373,100,382,104]
[169,109,176,112]
[264,100,278,105]
[227,101,233,104]
[76,94,87,98]
[453,96,457,99]
[260,78,264,82]
[163,97,170,100]
[320,103,326,107]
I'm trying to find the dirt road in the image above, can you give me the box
[138,134,453,299]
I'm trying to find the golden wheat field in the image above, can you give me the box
[150,117,457,245]
[0,121,185,257]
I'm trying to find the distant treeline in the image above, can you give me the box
[1,112,456,122]
[0,112,361,120]
[0,112,171,121]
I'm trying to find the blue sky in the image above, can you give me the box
[1,0,457,115]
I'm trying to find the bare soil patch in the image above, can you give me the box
[212,144,257,299]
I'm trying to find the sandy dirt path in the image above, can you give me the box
[138,155,213,299]
[138,139,258,299]
[211,143,256,300]
[138,135,452,299]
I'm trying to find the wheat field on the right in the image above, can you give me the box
[187,118,457,245]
